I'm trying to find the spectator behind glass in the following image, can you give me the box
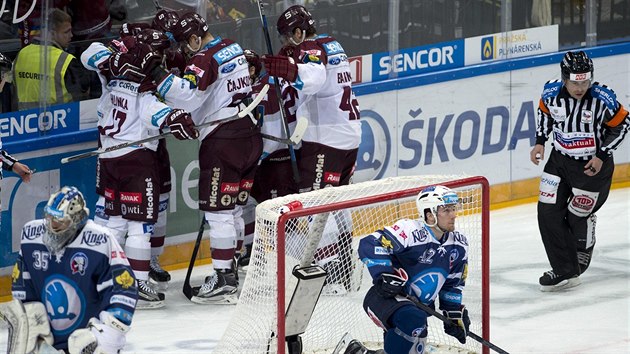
[12,8,91,110]
[67,0,126,42]
[16,0,71,47]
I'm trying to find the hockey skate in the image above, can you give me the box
[137,279,165,309]
[343,339,385,354]
[539,270,581,292]
[149,255,171,291]
[191,269,239,305]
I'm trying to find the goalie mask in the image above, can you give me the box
[43,186,89,254]
[416,185,460,228]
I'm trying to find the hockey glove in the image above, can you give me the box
[107,36,136,54]
[119,22,150,38]
[442,305,470,344]
[108,51,144,83]
[262,55,298,82]
[68,311,129,354]
[374,268,408,299]
[163,109,199,140]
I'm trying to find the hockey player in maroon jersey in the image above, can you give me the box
[530,51,630,291]
[81,36,198,309]
[261,5,361,292]
[262,5,361,193]
[151,12,262,304]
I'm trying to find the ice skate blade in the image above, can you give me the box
[136,299,166,309]
[190,293,238,305]
[540,277,581,292]
[149,278,169,291]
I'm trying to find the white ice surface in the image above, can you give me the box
[2,187,629,353]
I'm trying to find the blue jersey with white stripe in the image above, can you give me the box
[11,219,138,350]
[358,218,469,309]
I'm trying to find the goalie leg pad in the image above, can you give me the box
[0,299,54,354]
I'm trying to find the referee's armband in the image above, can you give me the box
[605,104,629,128]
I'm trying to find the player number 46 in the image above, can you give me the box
[339,87,360,120]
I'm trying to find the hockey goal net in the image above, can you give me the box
[215,175,490,354]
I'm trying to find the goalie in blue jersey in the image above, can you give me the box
[3,186,138,353]
[348,185,471,354]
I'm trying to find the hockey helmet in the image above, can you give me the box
[152,9,179,34]
[561,51,593,82]
[171,12,208,43]
[136,28,171,53]
[416,185,460,227]
[276,5,315,38]
[43,186,89,254]
[244,49,262,80]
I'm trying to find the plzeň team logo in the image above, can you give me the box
[354,110,391,182]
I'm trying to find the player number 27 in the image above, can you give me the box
[339,86,360,120]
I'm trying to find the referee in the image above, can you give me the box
[530,51,630,292]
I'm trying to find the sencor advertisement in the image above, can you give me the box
[1,41,628,278]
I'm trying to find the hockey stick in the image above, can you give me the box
[261,116,307,145]
[182,218,206,300]
[61,84,269,164]
[255,0,301,184]
[404,295,510,354]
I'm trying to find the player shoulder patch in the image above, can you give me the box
[590,83,618,111]
[113,269,136,291]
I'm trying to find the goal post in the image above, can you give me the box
[214,175,490,354]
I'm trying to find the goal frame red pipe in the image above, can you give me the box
[276,176,490,354]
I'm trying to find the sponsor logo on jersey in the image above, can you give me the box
[379,236,393,249]
[208,167,221,208]
[104,188,115,200]
[323,41,344,55]
[214,43,244,65]
[145,178,154,219]
[114,269,136,290]
[324,171,341,184]
[44,275,84,335]
[221,182,239,193]
[159,199,168,212]
[581,110,593,124]
[572,195,595,210]
[81,231,108,246]
[240,179,253,190]
[70,252,88,275]
[313,154,326,190]
[238,191,248,203]
[110,294,136,308]
[22,223,45,240]
[374,246,390,255]
[221,194,232,207]
[418,248,435,264]
[449,249,460,269]
[592,85,617,110]
[120,192,142,203]
[12,262,21,284]
[554,135,595,149]
[221,62,237,73]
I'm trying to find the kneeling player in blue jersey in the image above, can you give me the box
[2,186,138,353]
[347,185,471,354]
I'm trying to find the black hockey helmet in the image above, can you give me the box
[561,51,593,81]
[276,5,315,37]
[171,12,208,43]
[0,52,11,73]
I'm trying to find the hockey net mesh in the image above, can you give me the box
[215,175,488,354]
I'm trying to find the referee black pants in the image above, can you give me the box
[537,149,614,276]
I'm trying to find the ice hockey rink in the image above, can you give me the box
[2,186,629,353]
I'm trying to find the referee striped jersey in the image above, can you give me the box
[536,79,630,161]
